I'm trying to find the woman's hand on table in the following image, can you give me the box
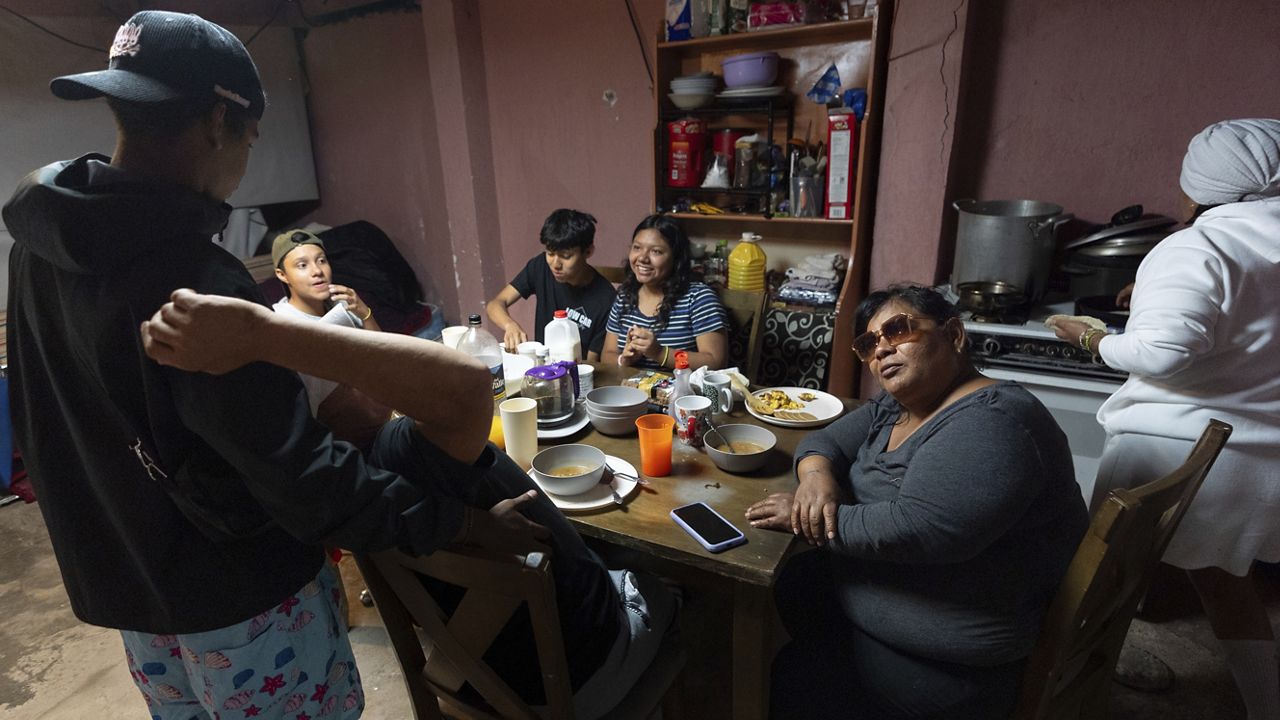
[746,492,795,531]
[793,457,844,546]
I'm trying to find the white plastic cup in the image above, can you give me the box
[441,325,468,349]
[576,364,594,400]
[500,397,539,470]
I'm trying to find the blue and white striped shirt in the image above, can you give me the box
[606,282,728,367]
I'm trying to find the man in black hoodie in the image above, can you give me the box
[2,11,541,720]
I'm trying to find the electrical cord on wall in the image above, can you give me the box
[623,0,654,90]
[0,4,103,52]
[246,0,288,45]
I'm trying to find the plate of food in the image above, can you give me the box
[744,387,844,428]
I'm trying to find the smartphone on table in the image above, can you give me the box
[671,502,747,553]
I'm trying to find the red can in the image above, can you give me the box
[668,118,706,188]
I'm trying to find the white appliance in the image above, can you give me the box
[962,299,1126,503]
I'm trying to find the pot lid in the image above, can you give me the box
[1065,215,1177,251]
[1074,231,1167,257]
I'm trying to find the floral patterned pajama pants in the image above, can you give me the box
[119,563,363,720]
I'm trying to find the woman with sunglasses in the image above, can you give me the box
[747,284,1088,719]
[1048,119,1280,718]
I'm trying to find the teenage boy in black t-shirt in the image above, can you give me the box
[486,209,616,361]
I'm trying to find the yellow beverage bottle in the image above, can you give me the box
[727,232,767,291]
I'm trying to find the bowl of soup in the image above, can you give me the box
[703,424,776,474]
[530,444,606,496]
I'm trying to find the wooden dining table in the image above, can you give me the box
[530,362,856,720]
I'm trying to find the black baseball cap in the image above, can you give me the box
[50,11,265,120]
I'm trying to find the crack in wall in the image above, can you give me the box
[939,0,964,165]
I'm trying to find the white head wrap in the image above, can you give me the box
[1179,118,1280,206]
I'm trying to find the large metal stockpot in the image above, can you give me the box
[951,199,1072,302]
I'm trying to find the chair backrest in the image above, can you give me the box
[1013,419,1232,720]
[717,287,767,382]
[356,544,684,720]
[355,545,571,720]
[596,265,627,285]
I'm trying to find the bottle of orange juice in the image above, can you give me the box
[488,415,505,450]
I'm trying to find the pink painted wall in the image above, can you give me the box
[474,1,662,334]
[873,0,1280,290]
[868,0,969,290]
[296,0,1280,329]
[299,13,461,316]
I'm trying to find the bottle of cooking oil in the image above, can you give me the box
[727,232,766,291]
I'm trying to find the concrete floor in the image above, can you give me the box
[1,497,1275,719]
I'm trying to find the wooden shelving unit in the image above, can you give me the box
[651,3,894,396]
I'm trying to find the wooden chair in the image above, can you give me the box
[596,265,627,285]
[1012,419,1233,720]
[355,544,685,720]
[716,287,767,382]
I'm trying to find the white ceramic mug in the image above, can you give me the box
[576,364,594,400]
[674,394,712,446]
[500,397,538,470]
[702,372,733,414]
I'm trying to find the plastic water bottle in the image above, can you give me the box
[544,310,582,362]
[705,239,729,288]
[457,313,506,403]
[728,232,767,291]
[668,350,692,423]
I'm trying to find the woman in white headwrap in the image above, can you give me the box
[1050,118,1280,719]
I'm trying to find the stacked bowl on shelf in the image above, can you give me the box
[668,72,717,110]
[584,386,649,436]
[719,51,785,99]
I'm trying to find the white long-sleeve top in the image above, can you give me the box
[1097,197,1280,446]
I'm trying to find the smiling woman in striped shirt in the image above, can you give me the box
[601,214,728,370]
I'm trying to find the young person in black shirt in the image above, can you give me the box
[486,209,616,360]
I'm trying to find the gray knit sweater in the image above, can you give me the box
[794,381,1088,666]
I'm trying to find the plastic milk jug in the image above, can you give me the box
[728,232,767,291]
[544,310,583,362]
[457,313,506,403]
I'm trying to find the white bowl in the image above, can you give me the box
[668,93,713,111]
[530,444,606,496]
[586,406,648,420]
[587,412,641,436]
[586,386,649,410]
[703,424,776,474]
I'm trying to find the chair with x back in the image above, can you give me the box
[355,544,684,720]
[1012,418,1232,720]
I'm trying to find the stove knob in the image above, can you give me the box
[1060,346,1079,362]
[1019,342,1041,355]
[981,337,1002,355]
[1044,344,1060,358]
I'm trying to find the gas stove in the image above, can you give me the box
[957,296,1130,382]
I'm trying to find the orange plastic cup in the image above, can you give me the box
[635,414,676,477]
